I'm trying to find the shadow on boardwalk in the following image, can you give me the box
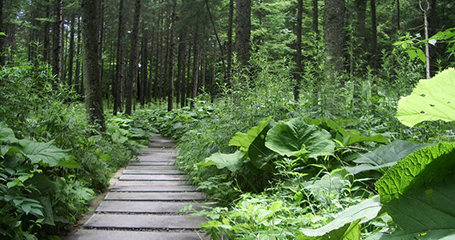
[65,135,210,240]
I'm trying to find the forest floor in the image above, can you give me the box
[63,136,209,240]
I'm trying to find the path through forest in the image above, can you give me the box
[66,135,209,240]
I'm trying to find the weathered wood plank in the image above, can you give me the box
[67,230,209,240]
[96,201,204,213]
[84,214,207,230]
[120,174,188,181]
[105,192,206,201]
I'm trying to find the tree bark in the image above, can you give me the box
[53,0,63,81]
[167,0,177,111]
[68,14,76,86]
[312,0,318,34]
[227,0,234,84]
[293,0,303,101]
[370,0,378,69]
[191,25,201,107]
[235,0,251,67]
[81,0,105,131]
[140,31,148,107]
[114,0,126,114]
[324,0,345,75]
[125,0,141,115]
[0,0,5,66]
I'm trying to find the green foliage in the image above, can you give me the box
[396,68,455,127]
[345,140,430,175]
[265,118,335,159]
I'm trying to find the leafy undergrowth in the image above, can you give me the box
[0,61,156,239]
[151,67,455,239]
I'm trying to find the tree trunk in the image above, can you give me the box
[0,0,5,66]
[177,28,188,108]
[81,0,105,131]
[125,0,141,115]
[420,0,431,78]
[68,14,76,86]
[312,0,318,34]
[43,0,50,63]
[114,0,126,114]
[140,31,148,106]
[396,0,401,31]
[191,26,201,107]
[75,17,81,94]
[324,0,345,75]
[227,0,234,84]
[293,0,303,101]
[235,0,251,67]
[370,0,378,69]
[167,0,177,111]
[354,0,367,52]
[53,0,63,81]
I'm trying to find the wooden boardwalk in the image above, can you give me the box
[67,136,209,240]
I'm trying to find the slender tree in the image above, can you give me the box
[293,0,303,101]
[370,0,378,69]
[0,0,4,66]
[324,0,345,75]
[312,0,318,34]
[53,0,63,81]
[235,0,251,67]
[114,0,126,114]
[168,0,178,111]
[125,0,141,115]
[81,0,105,131]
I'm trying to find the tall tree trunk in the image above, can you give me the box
[227,0,234,84]
[191,26,201,107]
[75,17,81,94]
[235,0,251,67]
[43,0,50,63]
[293,0,303,101]
[68,14,76,86]
[312,0,318,34]
[81,0,105,131]
[114,0,126,114]
[370,0,378,69]
[140,31,148,106]
[125,0,141,115]
[396,0,401,32]
[53,0,63,81]
[324,0,345,75]
[420,0,430,78]
[0,0,5,66]
[354,0,367,52]
[178,32,187,108]
[167,0,177,111]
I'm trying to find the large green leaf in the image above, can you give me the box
[198,151,245,172]
[300,196,381,238]
[229,118,273,152]
[368,230,455,240]
[0,121,19,144]
[375,142,455,237]
[345,140,430,175]
[396,68,455,127]
[265,118,335,158]
[298,220,361,240]
[247,122,276,169]
[19,139,71,167]
[306,117,389,146]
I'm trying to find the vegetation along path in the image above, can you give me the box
[67,135,209,240]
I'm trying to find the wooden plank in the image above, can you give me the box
[105,192,206,201]
[120,175,189,181]
[126,165,178,170]
[123,169,184,175]
[96,201,204,213]
[110,184,198,192]
[84,214,207,230]
[66,230,209,240]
